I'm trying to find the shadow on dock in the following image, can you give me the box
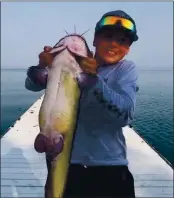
[1,147,44,197]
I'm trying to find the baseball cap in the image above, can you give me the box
[95,10,138,42]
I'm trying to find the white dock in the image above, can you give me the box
[1,96,173,197]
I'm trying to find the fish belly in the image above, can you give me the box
[39,66,80,197]
[51,71,80,197]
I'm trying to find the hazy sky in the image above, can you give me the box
[1,2,173,69]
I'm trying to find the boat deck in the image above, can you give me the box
[1,96,173,197]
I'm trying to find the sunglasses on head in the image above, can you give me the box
[98,16,136,33]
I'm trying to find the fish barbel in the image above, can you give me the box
[34,34,91,197]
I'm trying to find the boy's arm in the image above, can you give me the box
[25,66,47,92]
[25,46,53,92]
[91,61,138,127]
[25,76,45,92]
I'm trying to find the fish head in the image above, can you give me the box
[49,34,91,58]
[47,34,92,78]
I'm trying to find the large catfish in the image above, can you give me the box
[34,34,92,198]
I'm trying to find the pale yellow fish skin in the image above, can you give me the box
[39,69,80,198]
[52,71,80,198]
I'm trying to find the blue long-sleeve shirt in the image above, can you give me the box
[25,59,138,166]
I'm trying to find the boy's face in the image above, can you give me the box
[93,27,132,65]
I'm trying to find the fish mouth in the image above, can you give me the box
[49,35,89,58]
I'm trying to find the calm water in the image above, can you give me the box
[1,69,173,165]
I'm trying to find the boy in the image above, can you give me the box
[26,10,138,197]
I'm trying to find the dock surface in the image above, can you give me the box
[1,96,173,197]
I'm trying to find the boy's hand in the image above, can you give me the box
[27,46,52,87]
[74,52,98,75]
[38,46,53,68]
[79,57,98,75]
[74,53,99,89]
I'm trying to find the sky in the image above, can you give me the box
[1,2,173,69]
